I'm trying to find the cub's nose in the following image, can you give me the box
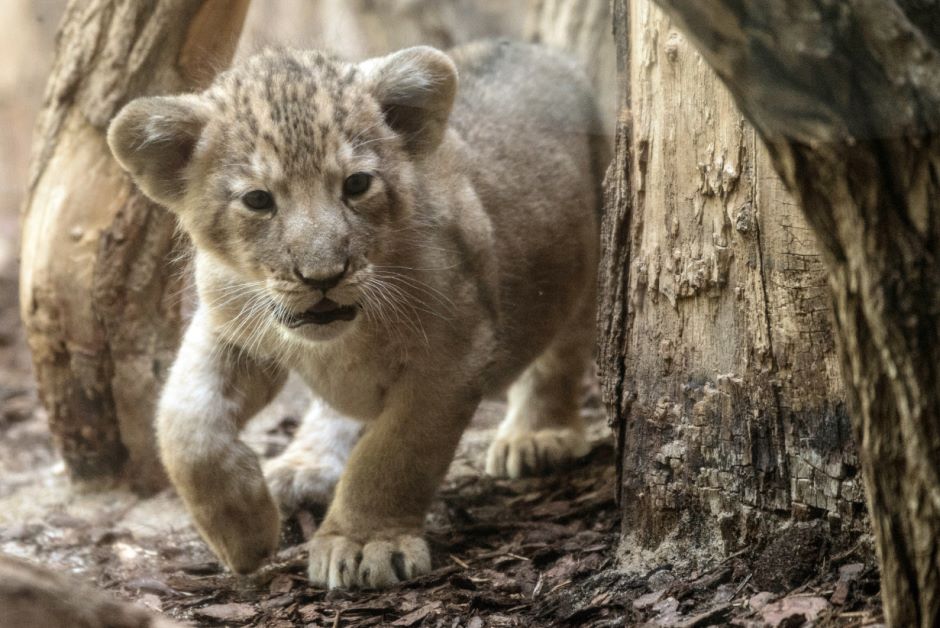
[293,259,349,291]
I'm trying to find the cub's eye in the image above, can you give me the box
[343,172,372,197]
[242,189,275,211]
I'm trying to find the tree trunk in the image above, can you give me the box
[600,0,868,575]
[614,1,940,624]
[0,555,182,628]
[20,0,250,493]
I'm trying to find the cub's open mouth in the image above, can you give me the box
[278,299,358,328]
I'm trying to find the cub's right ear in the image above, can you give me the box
[107,94,210,207]
[360,46,458,156]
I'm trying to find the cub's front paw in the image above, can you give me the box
[485,426,590,479]
[203,499,280,575]
[307,532,431,589]
[173,443,281,574]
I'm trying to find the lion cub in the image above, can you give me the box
[108,40,606,589]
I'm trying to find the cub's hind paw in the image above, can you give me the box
[308,532,431,590]
[485,427,589,479]
[264,453,342,514]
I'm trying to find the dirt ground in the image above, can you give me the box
[0,255,887,628]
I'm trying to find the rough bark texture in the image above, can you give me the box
[600,0,867,575]
[20,0,250,492]
[637,1,940,625]
[0,555,183,628]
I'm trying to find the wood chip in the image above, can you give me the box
[138,593,163,613]
[760,596,831,627]
[675,604,731,627]
[830,580,850,606]
[632,590,665,610]
[268,573,294,595]
[391,601,443,626]
[124,577,179,597]
[194,602,257,623]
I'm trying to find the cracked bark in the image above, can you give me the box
[20,0,250,492]
[600,0,865,578]
[629,0,940,624]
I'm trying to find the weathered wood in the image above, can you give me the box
[598,0,635,508]
[600,0,864,575]
[20,0,250,492]
[0,554,182,628]
[638,1,940,624]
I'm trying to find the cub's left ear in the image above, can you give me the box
[360,46,458,156]
[107,94,211,208]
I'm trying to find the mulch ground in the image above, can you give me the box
[0,266,884,627]
[143,442,628,628]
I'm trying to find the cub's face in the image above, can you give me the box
[108,47,457,342]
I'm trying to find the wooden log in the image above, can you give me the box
[600,0,864,575]
[0,554,182,628]
[637,0,940,624]
[20,0,250,492]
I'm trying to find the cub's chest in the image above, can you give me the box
[291,340,403,421]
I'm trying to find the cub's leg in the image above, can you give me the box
[485,323,592,478]
[307,388,478,589]
[264,398,364,513]
[157,309,287,574]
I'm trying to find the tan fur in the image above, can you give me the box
[107,40,606,589]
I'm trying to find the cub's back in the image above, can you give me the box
[445,40,607,377]
[449,40,605,185]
